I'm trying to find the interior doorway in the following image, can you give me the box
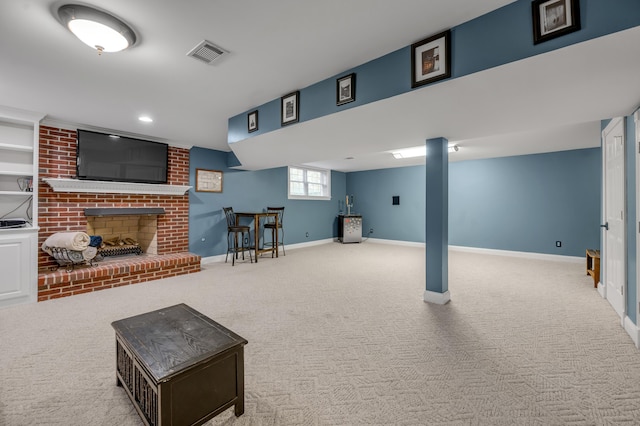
[602,117,626,321]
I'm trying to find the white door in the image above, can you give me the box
[602,117,626,319]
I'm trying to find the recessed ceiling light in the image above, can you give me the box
[138,116,153,123]
[391,144,459,159]
[57,4,137,54]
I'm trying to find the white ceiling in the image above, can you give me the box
[1,1,639,172]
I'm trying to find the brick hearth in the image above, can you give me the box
[37,126,200,301]
[38,253,201,301]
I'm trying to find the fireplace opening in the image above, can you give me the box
[86,211,162,258]
[99,236,144,257]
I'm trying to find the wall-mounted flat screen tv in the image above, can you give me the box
[76,130,169,184]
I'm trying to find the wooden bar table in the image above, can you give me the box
[111,304,248,426]
[235,211,278,262]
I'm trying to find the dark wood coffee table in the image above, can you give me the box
[111,304,248,426]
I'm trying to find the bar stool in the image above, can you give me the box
[223,207,253,265]
[263,206,285,257]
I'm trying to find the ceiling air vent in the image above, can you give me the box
[187,40,227,64]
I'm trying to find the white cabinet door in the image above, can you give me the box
[0,230,37,308]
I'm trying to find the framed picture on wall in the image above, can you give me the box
[532,0,580,44]
[195,169,223,193]
[336,73,356,106]
[281,91,299,126]
[411,30,451,88]
[247,110,258,133]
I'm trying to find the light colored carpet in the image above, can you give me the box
[1,243,640,425]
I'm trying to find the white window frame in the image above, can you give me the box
[288,166,331,200]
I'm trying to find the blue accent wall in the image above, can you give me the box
[346,148,601,258]
[189,147,346,258]
[449,149,601,256]
[346,166,425,243]
[228,0,640,144]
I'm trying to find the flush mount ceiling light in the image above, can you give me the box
[392,144,459,159]
[392,146,425,159]
[57,4,137,54]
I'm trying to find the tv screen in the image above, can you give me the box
[76,130,168,184]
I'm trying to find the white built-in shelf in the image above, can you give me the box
[0,190,33,196]
[43,178,192,195]
[0,142,33,152]
[0,162,33,176]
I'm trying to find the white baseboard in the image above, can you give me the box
[285,238,334,250]
[200,239,335,265]
[448,245,583,263]
[361,240,584,262]
[367,238,425,248]
[624,315,640,348]
[424,290,451,305]
[202,242,583,264]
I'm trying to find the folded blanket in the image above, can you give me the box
[41,243,53,256]
[89,236,102,247]
[82,246,97,261]
[65,250,85,264]
[44,232,90,251]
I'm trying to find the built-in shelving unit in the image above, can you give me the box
[0,105,45,308]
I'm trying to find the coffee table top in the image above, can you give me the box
[112,304,248,382]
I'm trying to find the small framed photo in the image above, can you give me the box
[247,110,258,133]
[532,0,580,45]
[411,30,451,89]
[195,168,223,193]
[336,73,356,106]
[281,91,299,126]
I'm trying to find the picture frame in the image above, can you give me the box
[532,0,580,45]
[247,110,258,133]
[195,168,223,193]
[411,30,451,89]
[336,73,356,106]
[281,91,299,126]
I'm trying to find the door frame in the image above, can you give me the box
[634,110,640,346]
[600,116,626,324]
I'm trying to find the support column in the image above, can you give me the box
[424,137,450,304]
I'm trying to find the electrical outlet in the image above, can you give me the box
[369,228,374,234]
[305,232,309,238]
[555,241,562,247]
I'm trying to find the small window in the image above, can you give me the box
[288,166,331,200]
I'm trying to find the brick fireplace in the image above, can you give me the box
[37,126,200,301]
